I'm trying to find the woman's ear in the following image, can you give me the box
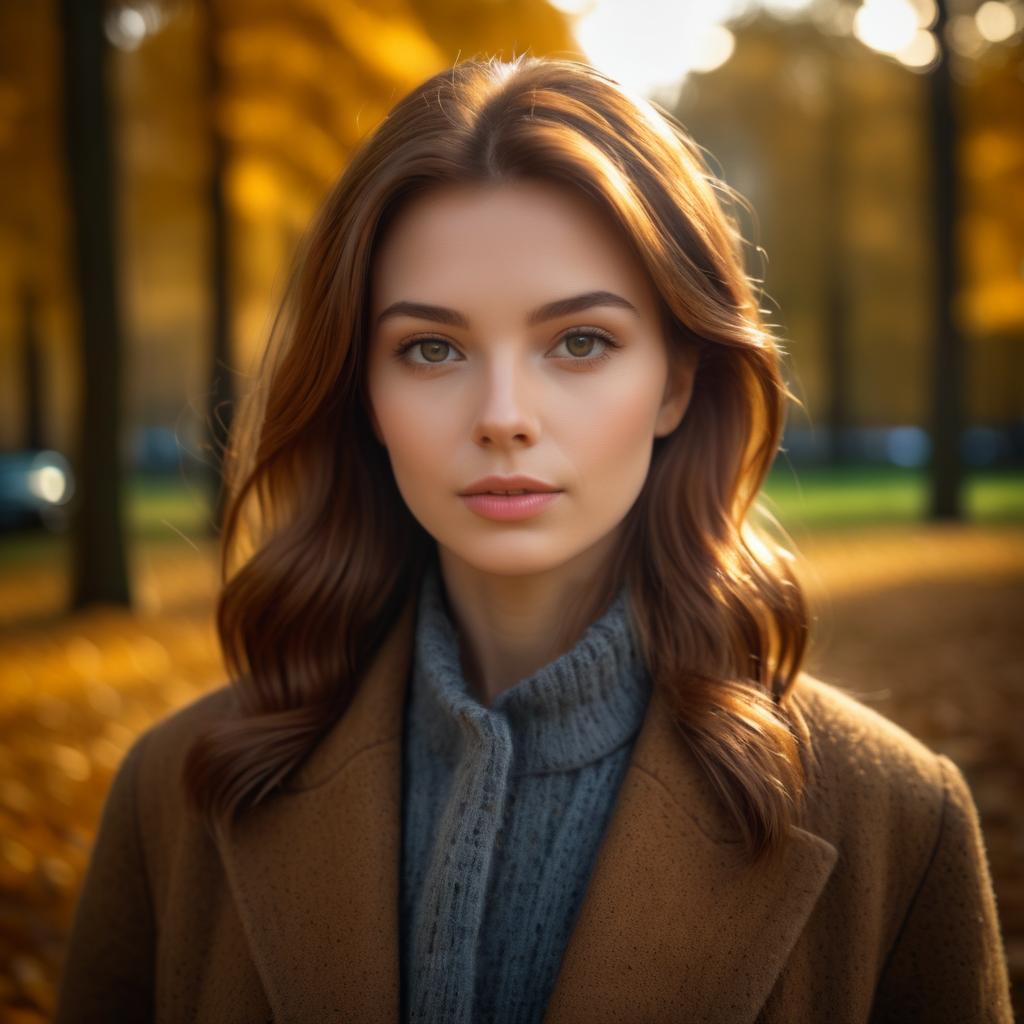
[654,342,700,438]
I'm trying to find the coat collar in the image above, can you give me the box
[215,592,838,1023]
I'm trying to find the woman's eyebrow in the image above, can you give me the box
[374,290,639,329]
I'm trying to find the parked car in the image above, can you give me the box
[0,449,75,532]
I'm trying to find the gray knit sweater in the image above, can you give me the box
[399,558,653,1024]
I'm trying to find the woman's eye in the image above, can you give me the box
[394,329,619,369]
[397,338,459,365]
[554,330,616,362]
[389,337,458,366]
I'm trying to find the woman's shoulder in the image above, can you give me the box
[116,682,239,817]
[133,681,239,764]
[788,671,978,862]
[790,670,943,781]
[786,672,1013,1021]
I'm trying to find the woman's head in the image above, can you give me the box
[365,176,696,595]
[193,55,813,868]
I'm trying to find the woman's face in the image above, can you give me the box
[365,178,696,580]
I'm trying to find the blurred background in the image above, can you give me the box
[0,0,1022,1018]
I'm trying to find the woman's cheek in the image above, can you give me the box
[573,381,661,484]
[379,380,446,458]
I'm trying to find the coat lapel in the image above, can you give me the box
[215,593,838,1024]
[542,685,839,1024]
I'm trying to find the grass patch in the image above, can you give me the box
[126,473,216,542]
[763,464,1024,533]
[1,466,1020,570]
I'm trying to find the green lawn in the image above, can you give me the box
[762,464,1024,534]
[1,466,1022,569]
[125,467,1024,538]
[0,475,214,569]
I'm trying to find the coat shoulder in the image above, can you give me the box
[785,672,949,850]
[783,674,1013,1021]
[134,683,239,776]
[790,670,944,784]
[125,683,239,834]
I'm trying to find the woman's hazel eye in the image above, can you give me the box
[562,333,600,358]
[555,330,618,364]
[396,328,618,369]
[417,340,451,363]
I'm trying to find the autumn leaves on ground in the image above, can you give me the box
[0,523,1022,1021]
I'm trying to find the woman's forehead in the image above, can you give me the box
[369,180,657,319]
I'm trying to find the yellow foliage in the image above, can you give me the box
[308,0,447,85]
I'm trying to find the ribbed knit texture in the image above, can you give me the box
[399,558,653,1024]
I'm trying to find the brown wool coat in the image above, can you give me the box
[54,594,1014,1023]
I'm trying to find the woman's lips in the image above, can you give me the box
[459,491,562,521]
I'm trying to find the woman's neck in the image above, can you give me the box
[435,533,624,707]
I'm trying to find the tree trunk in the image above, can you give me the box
[927,0,965,519]
[823,47,851,465]
[203,0,234,537]
[19,280,45,452]
[59,0,131,607]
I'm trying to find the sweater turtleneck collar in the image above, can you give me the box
[408,557,653,777]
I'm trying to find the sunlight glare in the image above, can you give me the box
[853,0,919,54]
[691,25,736,73]
[574,0,745,95]
[909,0,938,29]
[895,28,939,68]
[547,0,598,14]
[948,13,988,56]
[975,1,1018,42]
[28,466,68,505]
[761,0,815,15]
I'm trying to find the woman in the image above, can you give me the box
[55,55,1013,1023]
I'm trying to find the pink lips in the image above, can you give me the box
[460,491,562,521]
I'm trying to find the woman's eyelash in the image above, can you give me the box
[392,328,621,369]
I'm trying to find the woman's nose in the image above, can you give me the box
[470,352,541,448]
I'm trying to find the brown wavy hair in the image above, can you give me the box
[184,53,815,869]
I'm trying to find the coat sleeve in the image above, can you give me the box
[53,728,156,1024]
[869,753,1014,1024]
